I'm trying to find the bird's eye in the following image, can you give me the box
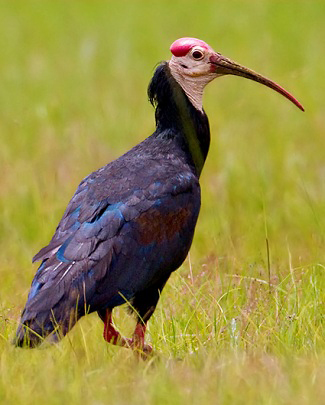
[191,49,204,60]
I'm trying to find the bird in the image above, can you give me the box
[15,37,304,354]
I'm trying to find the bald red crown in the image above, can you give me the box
[170,37,211,57]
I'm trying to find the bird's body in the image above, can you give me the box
[16,62,210,349]
[16,38,303,352]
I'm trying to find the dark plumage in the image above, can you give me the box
[15,37,303,352]
[15,62,209,349]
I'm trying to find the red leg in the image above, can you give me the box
[100,309,132,347]
[99,309,152,355]
[132,323,152,354]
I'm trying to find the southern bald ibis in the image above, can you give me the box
[16,37,304,354]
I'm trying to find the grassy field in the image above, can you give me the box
[1,1,324,404]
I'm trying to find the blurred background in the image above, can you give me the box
[0,1,324,403]
[1,0,323,295]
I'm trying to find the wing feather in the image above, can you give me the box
[20,159,199,333]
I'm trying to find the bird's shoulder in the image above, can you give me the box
[33,138,199,264]
[24,138,200,315]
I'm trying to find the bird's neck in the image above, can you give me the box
[148,63,210,176]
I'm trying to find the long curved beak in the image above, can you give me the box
[209,53,304,111]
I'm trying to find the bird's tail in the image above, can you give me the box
[15,319,56,348]
[14,307,79,348]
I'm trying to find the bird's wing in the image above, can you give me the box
[21,166,199,321]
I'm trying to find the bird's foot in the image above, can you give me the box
[101,309,152,358]
[129,323,153,359]
[105,329,152,359]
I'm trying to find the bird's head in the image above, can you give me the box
[168,37,304,112]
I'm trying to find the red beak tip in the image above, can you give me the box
[295,101,305,112]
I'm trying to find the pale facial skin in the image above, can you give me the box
[168,37,304,112]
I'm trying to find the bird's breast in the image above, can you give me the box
[134,205,193,245]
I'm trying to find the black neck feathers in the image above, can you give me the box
[148,62,210,176]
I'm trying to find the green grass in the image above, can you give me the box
[1,1,324,404]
